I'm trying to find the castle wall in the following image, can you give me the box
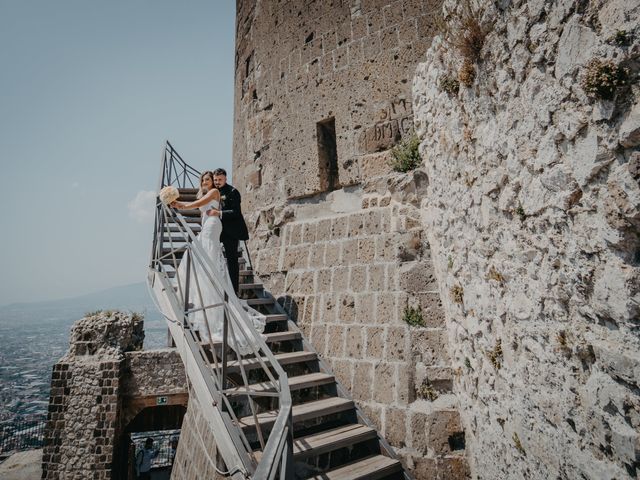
[42,312,188,479]
[233,0,443,209]
[233,1,470,477]
[412,0,640,478]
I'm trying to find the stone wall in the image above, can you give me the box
[170,395,224,480]
[42,312,188,479]
[253,178,467,476]
[412,0,640,478]
[233,0,443,209]
[42,311,143,480]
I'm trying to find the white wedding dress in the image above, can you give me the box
[176,198,266,355]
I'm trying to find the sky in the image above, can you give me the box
[0,1,237,305]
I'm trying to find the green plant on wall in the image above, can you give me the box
[581,58,629,100]
[403,306,426,327]
[390,134,422,173]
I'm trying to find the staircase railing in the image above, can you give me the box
[147,141,293,479]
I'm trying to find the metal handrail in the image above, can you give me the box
[147,142,293,479]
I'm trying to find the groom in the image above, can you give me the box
[207,168,249,293]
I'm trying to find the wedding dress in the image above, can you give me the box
[176,198,266,355]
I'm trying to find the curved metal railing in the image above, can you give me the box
[147,142,293,479]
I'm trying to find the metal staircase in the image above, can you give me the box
[147,142,410,479]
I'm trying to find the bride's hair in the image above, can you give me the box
[197,171,215,199]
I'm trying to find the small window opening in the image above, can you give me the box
[305,32,314,44]
[317,117,339,191]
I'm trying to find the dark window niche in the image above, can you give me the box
[316,117,339,192]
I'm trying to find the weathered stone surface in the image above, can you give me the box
[413,1,640,477]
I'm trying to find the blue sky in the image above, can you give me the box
[0,1,236,305]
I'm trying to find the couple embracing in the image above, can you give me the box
[169,168,265,351]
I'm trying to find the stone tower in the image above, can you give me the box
[233,0,468,477]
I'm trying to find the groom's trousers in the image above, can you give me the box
[222,238,240,294]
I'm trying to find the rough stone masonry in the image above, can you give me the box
[413,0,640,478]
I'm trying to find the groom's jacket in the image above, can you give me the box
[219,183,249,241]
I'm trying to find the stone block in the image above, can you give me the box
[310,324,327,354]
[331,216,349,239]
[412,457,438,479]
[287,223,302,245]
[368,264,387,291]
[325,241,341,265]
[415,293,446,328]
[301,295,316,324]
[352,362,374,401]
[365,326,386,358]
[349,265,368,292]
[361,151,394,178]
[302,222,317,244]
[356,293,376,323]
[363,209,383,235]
[376,293,397,323]
[345,325,364,358]
[383,1,404,27]
[428,410,464,456]
[437,456,470,480]
[348,213,366,237]
[316,268,332,293]
[332,266,350,292]
[316,218,333,241]
[361,402,383,433]
[387,326,408,361]
[283,246,310,270]
[309,243,326,268]
[397,362,412,405]
[399,261,436,293]
[341,238,359,265]
[411,329,450,364]
[331,359,353,389]
[373,362,395,404]
[338,293,357,323]
[318,294,337,323]
[326,325,346,357]
[357,238,376,262]
[385,407,407,448]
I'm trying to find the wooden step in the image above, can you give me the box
[164,215,201,224]
[200,330,300,349]
[178,188,199,194]
[239,283,263,291]
[221,350,317,374]
[163,225,201,233]
[224,372,334,396]
[176,209,201,217]
[308,454,402,480]
[245,297,274,306]
[162,236,191,243]
[263,313,288,323]
[238,397,354,431]
[291,424,377,460]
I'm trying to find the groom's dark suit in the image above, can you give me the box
[218,183,249,294]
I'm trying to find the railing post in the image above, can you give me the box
[184,251,192,329]
[221,292,229,390]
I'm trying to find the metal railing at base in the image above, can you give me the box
[0,416,46,456]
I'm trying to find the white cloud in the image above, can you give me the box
[127,190,157,223]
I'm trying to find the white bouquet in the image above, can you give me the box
[159,186,179,206]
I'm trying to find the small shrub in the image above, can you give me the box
[445,1,492,63]
[515,203,526,221]
[608,30,631,46]
[458,59,476,87]
[440,75,460,95]
[581,58,629,101]
[487,339,503,370]
[403,306,426,327]
[513,432,526,455]
[85,310,103,317]
[390,134,422,173]
[448,256,454,270]
[450,285,464,304]
[464,357,472,370]
[416,380,439,401]
[487,266,505,284]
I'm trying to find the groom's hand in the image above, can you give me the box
[207,209,221,217]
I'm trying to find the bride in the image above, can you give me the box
[170,171,265,355]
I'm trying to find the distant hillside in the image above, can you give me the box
[0,282,161,326]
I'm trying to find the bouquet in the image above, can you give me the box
[159,186,179,206]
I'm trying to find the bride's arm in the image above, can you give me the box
[172,189,220,209]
